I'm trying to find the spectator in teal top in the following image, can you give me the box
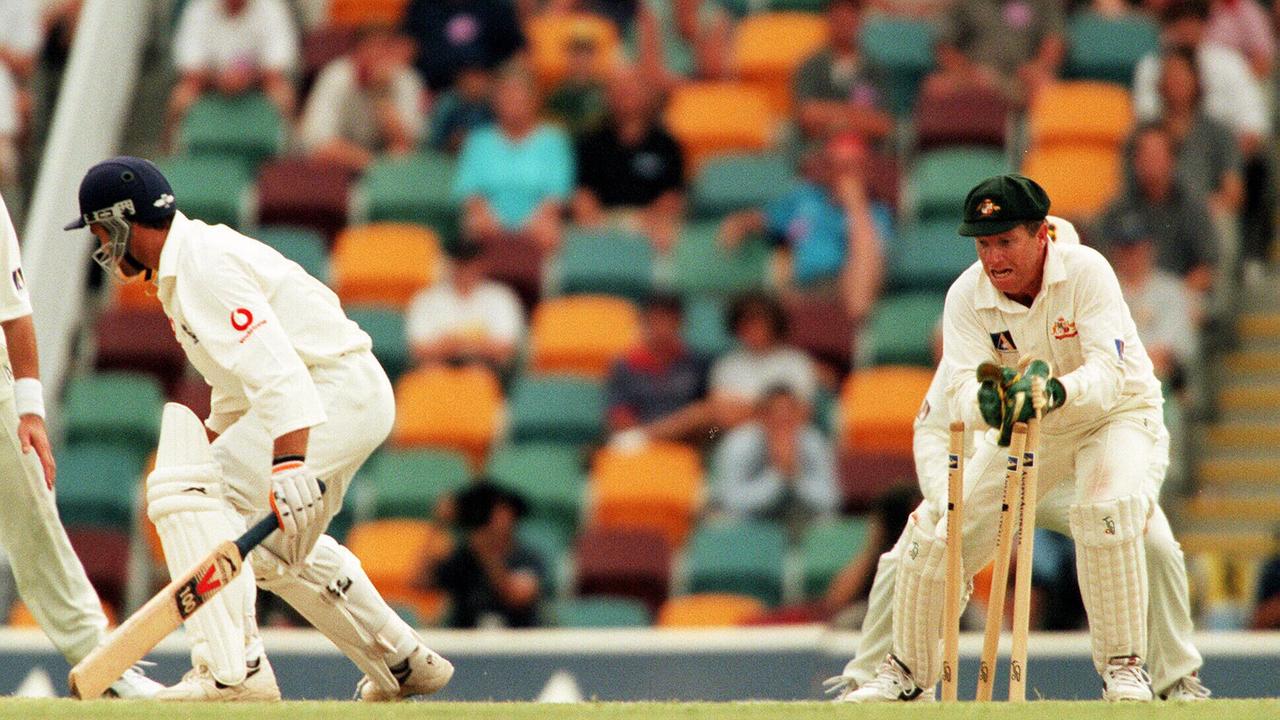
[454,69,575,252]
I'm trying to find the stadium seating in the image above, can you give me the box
[112,278,163,311]
[391,365,503,465]
[731,12,829,112]
[556,597,652,628]
[255,158,355,240]
[355,152,459,244]
[487,443,586,536]
[887,220,976,292]
[913,82,1011,151]
[254,226,330,282]
[345,305,411,381]
[857,291,945,367]
[66,527,132,614]
[574,526,672,612]
[301,25,358,93]
[672,221,770,297]
[1028,81,1133,148]
[346,519,450,625]
[859,17,935,116]
[168,377,212,421]
[837,449,917,513]
[518,518,573,596]
[327,0,407,27]
[179,93,285,167]
[526,13,622,87]
[63,372,165,455]
[690,152,798,219]
[784,295,854,371]
[657,593,767,627]
[93,307,186,391]
[589,442,704,547]
[909,148,1011,223]
[528,295,639,379]
[681,294,735,358]
[839,365,935,455]
[801,517,871,598]
[56,443,144,529]
[330,223,442,308]
[508,374,605,445]
[685,518,786,606]
[664,82,775,170]
[156,155,252,229]
[477,234,545,311]
[556,229,654,302]
[1064,12,1160,86]
[1021,143,1122,221]
[362,448,472,520]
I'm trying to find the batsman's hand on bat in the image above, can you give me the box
[269,459,324,539]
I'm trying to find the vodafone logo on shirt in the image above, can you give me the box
[231,308,254,331]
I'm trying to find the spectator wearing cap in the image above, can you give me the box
[429,482,545,629]
[792,0,894,146]
[604,293,709,442]
[572,66,686,253]
[926,0,1066,107]
[298,25,425,173]
[400,0,525,93]
[166,0,299,150]
[544,29,609,137]
[1106,224,1198,384]
[405,240,526,375]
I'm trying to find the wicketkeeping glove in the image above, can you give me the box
[976,360,1066,446]
[269,458,324,539]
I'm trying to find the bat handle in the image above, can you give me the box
[236,479,327,557]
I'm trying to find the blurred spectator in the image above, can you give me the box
[0,0,39,186]
[454,70,575,252]
[1098,124,1218,299]
[166,0,299,149]
[1251,529,1280,630]
[868,0,953,16]
[710,385,839,527]
[427,66,495,154]
[709,292,819,429]
[1107,226,1197,384]
[524,0,642,34]
[1030,528,1087,630]
[1206,0,1274,79]
[823,486,919,628]
[719,137,887,316]
[605,293,709,438]
[572,66,686,252]
[544,30,609,136]
[405,240,525,374]
[400,0,525,93]
[793,0,893,146]
[926,0,1065,107]
[429,482,545,629]
[298,25,424,172]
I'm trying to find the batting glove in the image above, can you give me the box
[269,458,323,539]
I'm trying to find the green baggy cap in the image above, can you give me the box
[957,174,1050,237]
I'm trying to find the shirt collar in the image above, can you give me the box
[973,234,1068,312]
[155,211,191,284]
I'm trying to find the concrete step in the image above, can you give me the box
[1217,384,1280,412]
[1237,312,1280,340]
[1204,423,1280,449]
[1179,532,1274,558]
[1195,457,1280,486]
[1222,351,1280,374]
[1185,495,1280,522]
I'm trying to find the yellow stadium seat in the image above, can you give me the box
[526,13,622,88]
[840,366,934,455]
[10,599,117,628]
[732,13,829,113]
[1022,144,1122,221]
[328,0,408,27]
[529,295,639,379]
[657,593,765,627]
[392,365,503,466]
[664,82,776,171]
[589,442,703,547]
[331,223,441,309]
[347,519,451,624]
[1028,81,1133,147]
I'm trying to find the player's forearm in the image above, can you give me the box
[1,313,39,379]
[272,427,310,461]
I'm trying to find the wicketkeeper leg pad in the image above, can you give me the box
[892,520,950,688]
[1069,494,1150,673]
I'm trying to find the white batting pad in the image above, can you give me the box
[892,521,950,687]
[1069,494,1150,673]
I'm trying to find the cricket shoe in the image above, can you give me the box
[1101,656,1153,702]
[154,656,281,701]
[1160,674,1211,701]
[834,655,934,703]
[355,646,454,701]
[105,663,164,698]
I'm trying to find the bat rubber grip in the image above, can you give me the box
[236,480,326,557]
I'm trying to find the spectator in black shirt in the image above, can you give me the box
[572,66,686,251]
[401,0,526,92]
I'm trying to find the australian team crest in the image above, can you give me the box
[1051,316,1078,339]
[977,198,1001,217]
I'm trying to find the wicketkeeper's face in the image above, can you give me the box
[974,222,1048,301]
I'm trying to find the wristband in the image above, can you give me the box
[272,455,306,472]
[13,377,44,419]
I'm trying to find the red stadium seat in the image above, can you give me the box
[913,82,1011,151]
[66,527,132,617]
[168,377,212,422]
[837,448,917,513]
[94,307,187,393]
[255,158,357,242]
[476,234,545,312]
[785,295,855,372]
[575,527,672,613]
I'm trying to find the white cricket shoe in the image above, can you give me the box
[1101,657,1153,702]
[154,656,281,702]
[1161,674,1211,701]
[355,646,454,702]
[105,664,164,699]
[834,655,934,703]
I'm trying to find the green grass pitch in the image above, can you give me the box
[0,699,1276,719]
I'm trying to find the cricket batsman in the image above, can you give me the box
[65,157,453,701]
[826,216,1208,704]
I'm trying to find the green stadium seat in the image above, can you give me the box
[180,93,285,167]
[518,517,572,596]
[887,220,978,291]
[858,291,945,367]
[686,518,787,606]
[254,226,329,282]
[768,0,829,10]
[672,221,770,297]
[909,148,1010,223]
[363,449,472,520]
[486,443,585,536]
[682,294,735,357]
[63,372,165,455]
[557,229,654,302]
[345,305,411,382]
[508,375,605,445]
[556,597,651,628]
[56,443,144,529]
[860,17,935,116]
[1065,12,1160,86]
[157,155,253,229]
[690,152,797,219]
[801,517,871,598]
[356,152,458,244]
[327,502,356,544]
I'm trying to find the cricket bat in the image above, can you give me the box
[68,512,280,699]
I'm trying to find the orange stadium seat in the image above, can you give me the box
[113,278,163,310]
[347,518,451,625]
[1022,143,1122,221]
[392,365,503,466]
[328,0,408,27]
[9,600,117,629]
[656,593,765,628]
[529,295,639,379]
[664,82,775,171]
[1028,81,1133,148]
[331,223,442,308]
[840,366,934,455]
[526,13,622,88]
[589,442,703,547]
[732,12,829,113]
